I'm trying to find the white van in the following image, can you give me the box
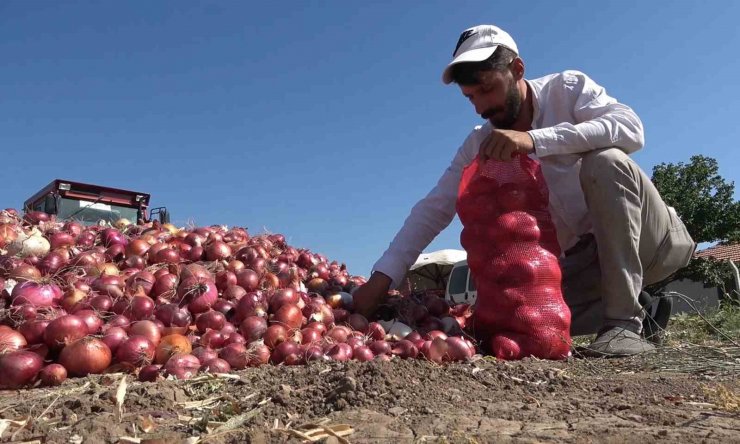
[445,260,477,305]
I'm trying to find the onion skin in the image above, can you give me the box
[0,350,44,388]
[155,334,192,365]
[58,337,112,376]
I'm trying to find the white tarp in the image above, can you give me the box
[402,249,467,292]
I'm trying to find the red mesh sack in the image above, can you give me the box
[456,155,571,360]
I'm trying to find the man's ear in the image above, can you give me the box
[511,57,525,80]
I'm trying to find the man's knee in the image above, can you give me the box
[579,148,633,187]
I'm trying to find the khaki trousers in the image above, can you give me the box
[560,148,696,336]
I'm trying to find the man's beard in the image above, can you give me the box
[483,78,521,129]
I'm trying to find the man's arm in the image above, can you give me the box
[528,71,645,157]
[371,132,479,289]
[353,130,481,317]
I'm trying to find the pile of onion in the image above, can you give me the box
[0,208,478,390]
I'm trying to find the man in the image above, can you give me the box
[353,24,696,356]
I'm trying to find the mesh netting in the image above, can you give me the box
[456,155,572,360]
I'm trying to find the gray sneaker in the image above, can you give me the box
[582,326,656,357]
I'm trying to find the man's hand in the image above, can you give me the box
[352,272,392,318]
[479,129,535,162]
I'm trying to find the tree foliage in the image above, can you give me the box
[650,156,740,298]
[651,155,740,244]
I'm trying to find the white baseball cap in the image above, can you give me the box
[442,25,519,84]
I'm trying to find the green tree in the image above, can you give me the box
[652,155,740,244]
[651,155,740,298]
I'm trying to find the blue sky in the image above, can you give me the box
[2,1,739,276]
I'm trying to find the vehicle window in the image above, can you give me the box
[56,198,138,225]
[468,272,477,291]
[448,265,468,294]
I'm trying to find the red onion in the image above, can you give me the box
[75,309,103,334]
[300,327,323,345]
[11,281,62,307]
[234,291,268,321]
[164,353,200,380]
[19,320,50,345]
[129,320,162,346]
[270,341,303,365]
[326,343,353,362]
[353,345,374,362]
[88,294,113,313]
[151,273,178,298]
[107,314,131,329]
[303,301,334,327]
[116,336,156,366]
[367,322,386,341]
[101,228,128,248]
[224,332,247,345]
[177,277,218,314]
[9,263,42,282]
[222,285,247,301]
[235,269,259,291]
[446,336,475,361]
[138,364,162,382]
[240,316,267,342]
[205,241,232,262]
[219,343,248,369]
[0,327,27,354]
[155,304,191,332]
[272,303,303,330]
[391,339,419,359]
[192,347,218,364]
[199,330,226,349]
[304,345,325,362]
[247,343,271,367]
[220,322,237,336]
[326,326,351,344]
[369,340,391,356]
[39,363,67,386]
[263,324,288,349]
[347,313,369,333]
[102,326,128,354]
[59,337,112,376]
[44,315,87,349]
[196,311,226,333]
[200,358,231,373]
[0,350,43,388]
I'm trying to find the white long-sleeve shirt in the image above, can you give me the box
[373,70,645,288]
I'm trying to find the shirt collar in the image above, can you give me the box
[525,78,542,130]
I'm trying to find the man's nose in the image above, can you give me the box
[470,97,487,116]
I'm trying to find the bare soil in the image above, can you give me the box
[1,346,739,444]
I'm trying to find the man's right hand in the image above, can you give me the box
[352,272,393,318]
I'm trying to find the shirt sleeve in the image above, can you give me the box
[528,71,645,157]
[371,130,479,289]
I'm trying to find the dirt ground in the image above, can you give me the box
[1,343,738,444]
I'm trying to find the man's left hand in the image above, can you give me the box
[479,129,535,162]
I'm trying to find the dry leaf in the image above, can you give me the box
[115,375,128,421]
